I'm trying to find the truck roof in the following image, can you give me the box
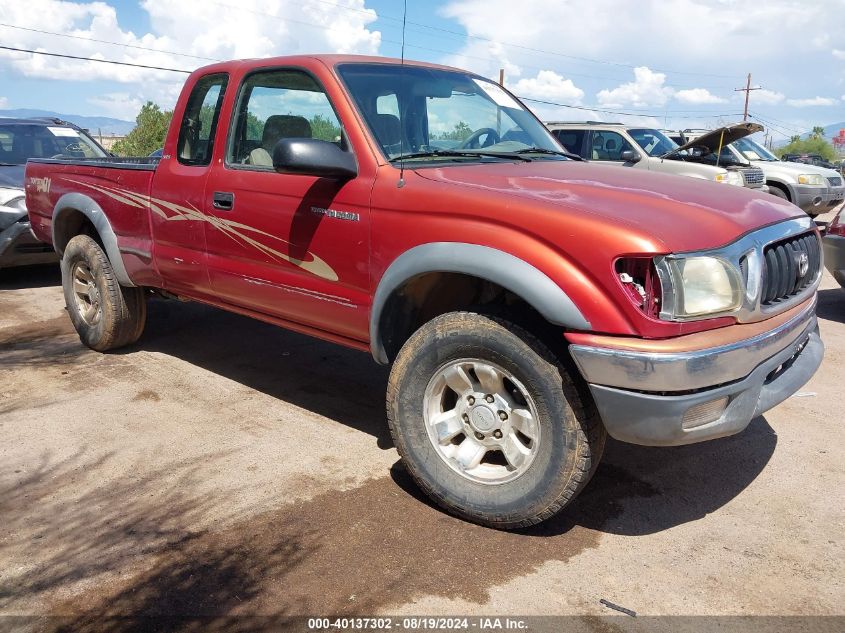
[190,54,471,77]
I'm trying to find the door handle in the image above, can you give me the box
[212,191,234,210]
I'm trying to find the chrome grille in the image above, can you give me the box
[741,167,765,186]
[761,232,820,306]
[827,176,842,187]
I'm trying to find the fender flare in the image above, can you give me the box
[369,242,591,363]
[51,192,135,287]
[765,177,795,200]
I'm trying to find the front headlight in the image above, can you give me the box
[659,256,743,319]
[797,174,824,186]
[714,171,745,186]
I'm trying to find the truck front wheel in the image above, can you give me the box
[61,234,146,352]
[387,311,605,529]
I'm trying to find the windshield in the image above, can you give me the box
[0,124,108,164]
[732,137,778,161]
[627,128,678,157]
[336,63,565,163]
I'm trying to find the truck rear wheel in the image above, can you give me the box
[61,234,146,352]
[387,311,605,529]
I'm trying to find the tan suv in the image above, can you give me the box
[546,121,767,192]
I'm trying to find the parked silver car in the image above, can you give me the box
[0,117,109,268]
[546,121,767,192]
[672,129,844,217]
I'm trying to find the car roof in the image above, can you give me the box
[0,117,77,127]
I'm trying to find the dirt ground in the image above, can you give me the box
[0,209,843,629]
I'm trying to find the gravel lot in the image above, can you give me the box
[1,209,843,629]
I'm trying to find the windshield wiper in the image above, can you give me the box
[513,147,582,161]
[389,149,532,162]
[0,162,19,166]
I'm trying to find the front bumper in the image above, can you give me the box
[0,220,58,268]
[790,184,829,214]
[823,233,845,287]
[825,186,844,209]
[569,297,823,446]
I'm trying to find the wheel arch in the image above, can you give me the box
[370,242,591,364]
[52,192,135,286]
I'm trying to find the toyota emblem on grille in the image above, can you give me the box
[796,252,809,279]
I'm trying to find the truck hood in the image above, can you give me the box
[764,160,843,179]
[672,122,764,155]
[414,160,802,252]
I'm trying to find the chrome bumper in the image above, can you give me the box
[570,296,818,392]
[570,297,823,446]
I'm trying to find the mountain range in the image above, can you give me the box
[0,108,134,136]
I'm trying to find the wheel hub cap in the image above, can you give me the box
[469,405,497,433]
[423,359,541,485]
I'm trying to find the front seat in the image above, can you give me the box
[248,115,312,166]
[591,134,608,160]
[371,113,403,156]
[604,137,618,160]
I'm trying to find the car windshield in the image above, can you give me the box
[0,123,108,164]
[732,137,779,161]
[336,63,565,163]
[627,128,679,157]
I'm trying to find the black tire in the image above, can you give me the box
[768,185,789,201]
[386,311,606,529]
[61,234,146,352]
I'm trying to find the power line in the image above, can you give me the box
[296,0,744,80]
[0,23,221,62]
[0,43,745,122]
[0,46,192,73]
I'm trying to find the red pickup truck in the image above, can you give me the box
[26,55,823,529]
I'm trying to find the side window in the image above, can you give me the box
[588,130,634,161]
[553,129,586,156]
[177,73,228,166]
[228,69,343,168]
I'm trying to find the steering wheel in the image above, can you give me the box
[459,128,500,149]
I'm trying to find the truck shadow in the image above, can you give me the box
[816,288,845,324]
[0,263,61,289]
[130,298,394,449]
[129,299,776,537]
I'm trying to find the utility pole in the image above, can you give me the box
[735,73,761,121]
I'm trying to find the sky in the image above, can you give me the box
[0,0,844,141]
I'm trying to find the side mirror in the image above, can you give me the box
[620,150,641,163]
[272,138,357,179]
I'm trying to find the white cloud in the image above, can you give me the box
[596,67,673,108]
[674,88,727,104]
[0,96,8,109]
[786,96,838,107]
[87,93,145,120]
[833,49,845,60]
[753,89,785,105]
[0,0,381,114]
[511,70,584,104]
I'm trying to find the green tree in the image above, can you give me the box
[810,126,825,140]
[774,136,836,161]
[112,101,173,156]
[789,135,801,143]
[309,114,342,142]
[436,121,473,142]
